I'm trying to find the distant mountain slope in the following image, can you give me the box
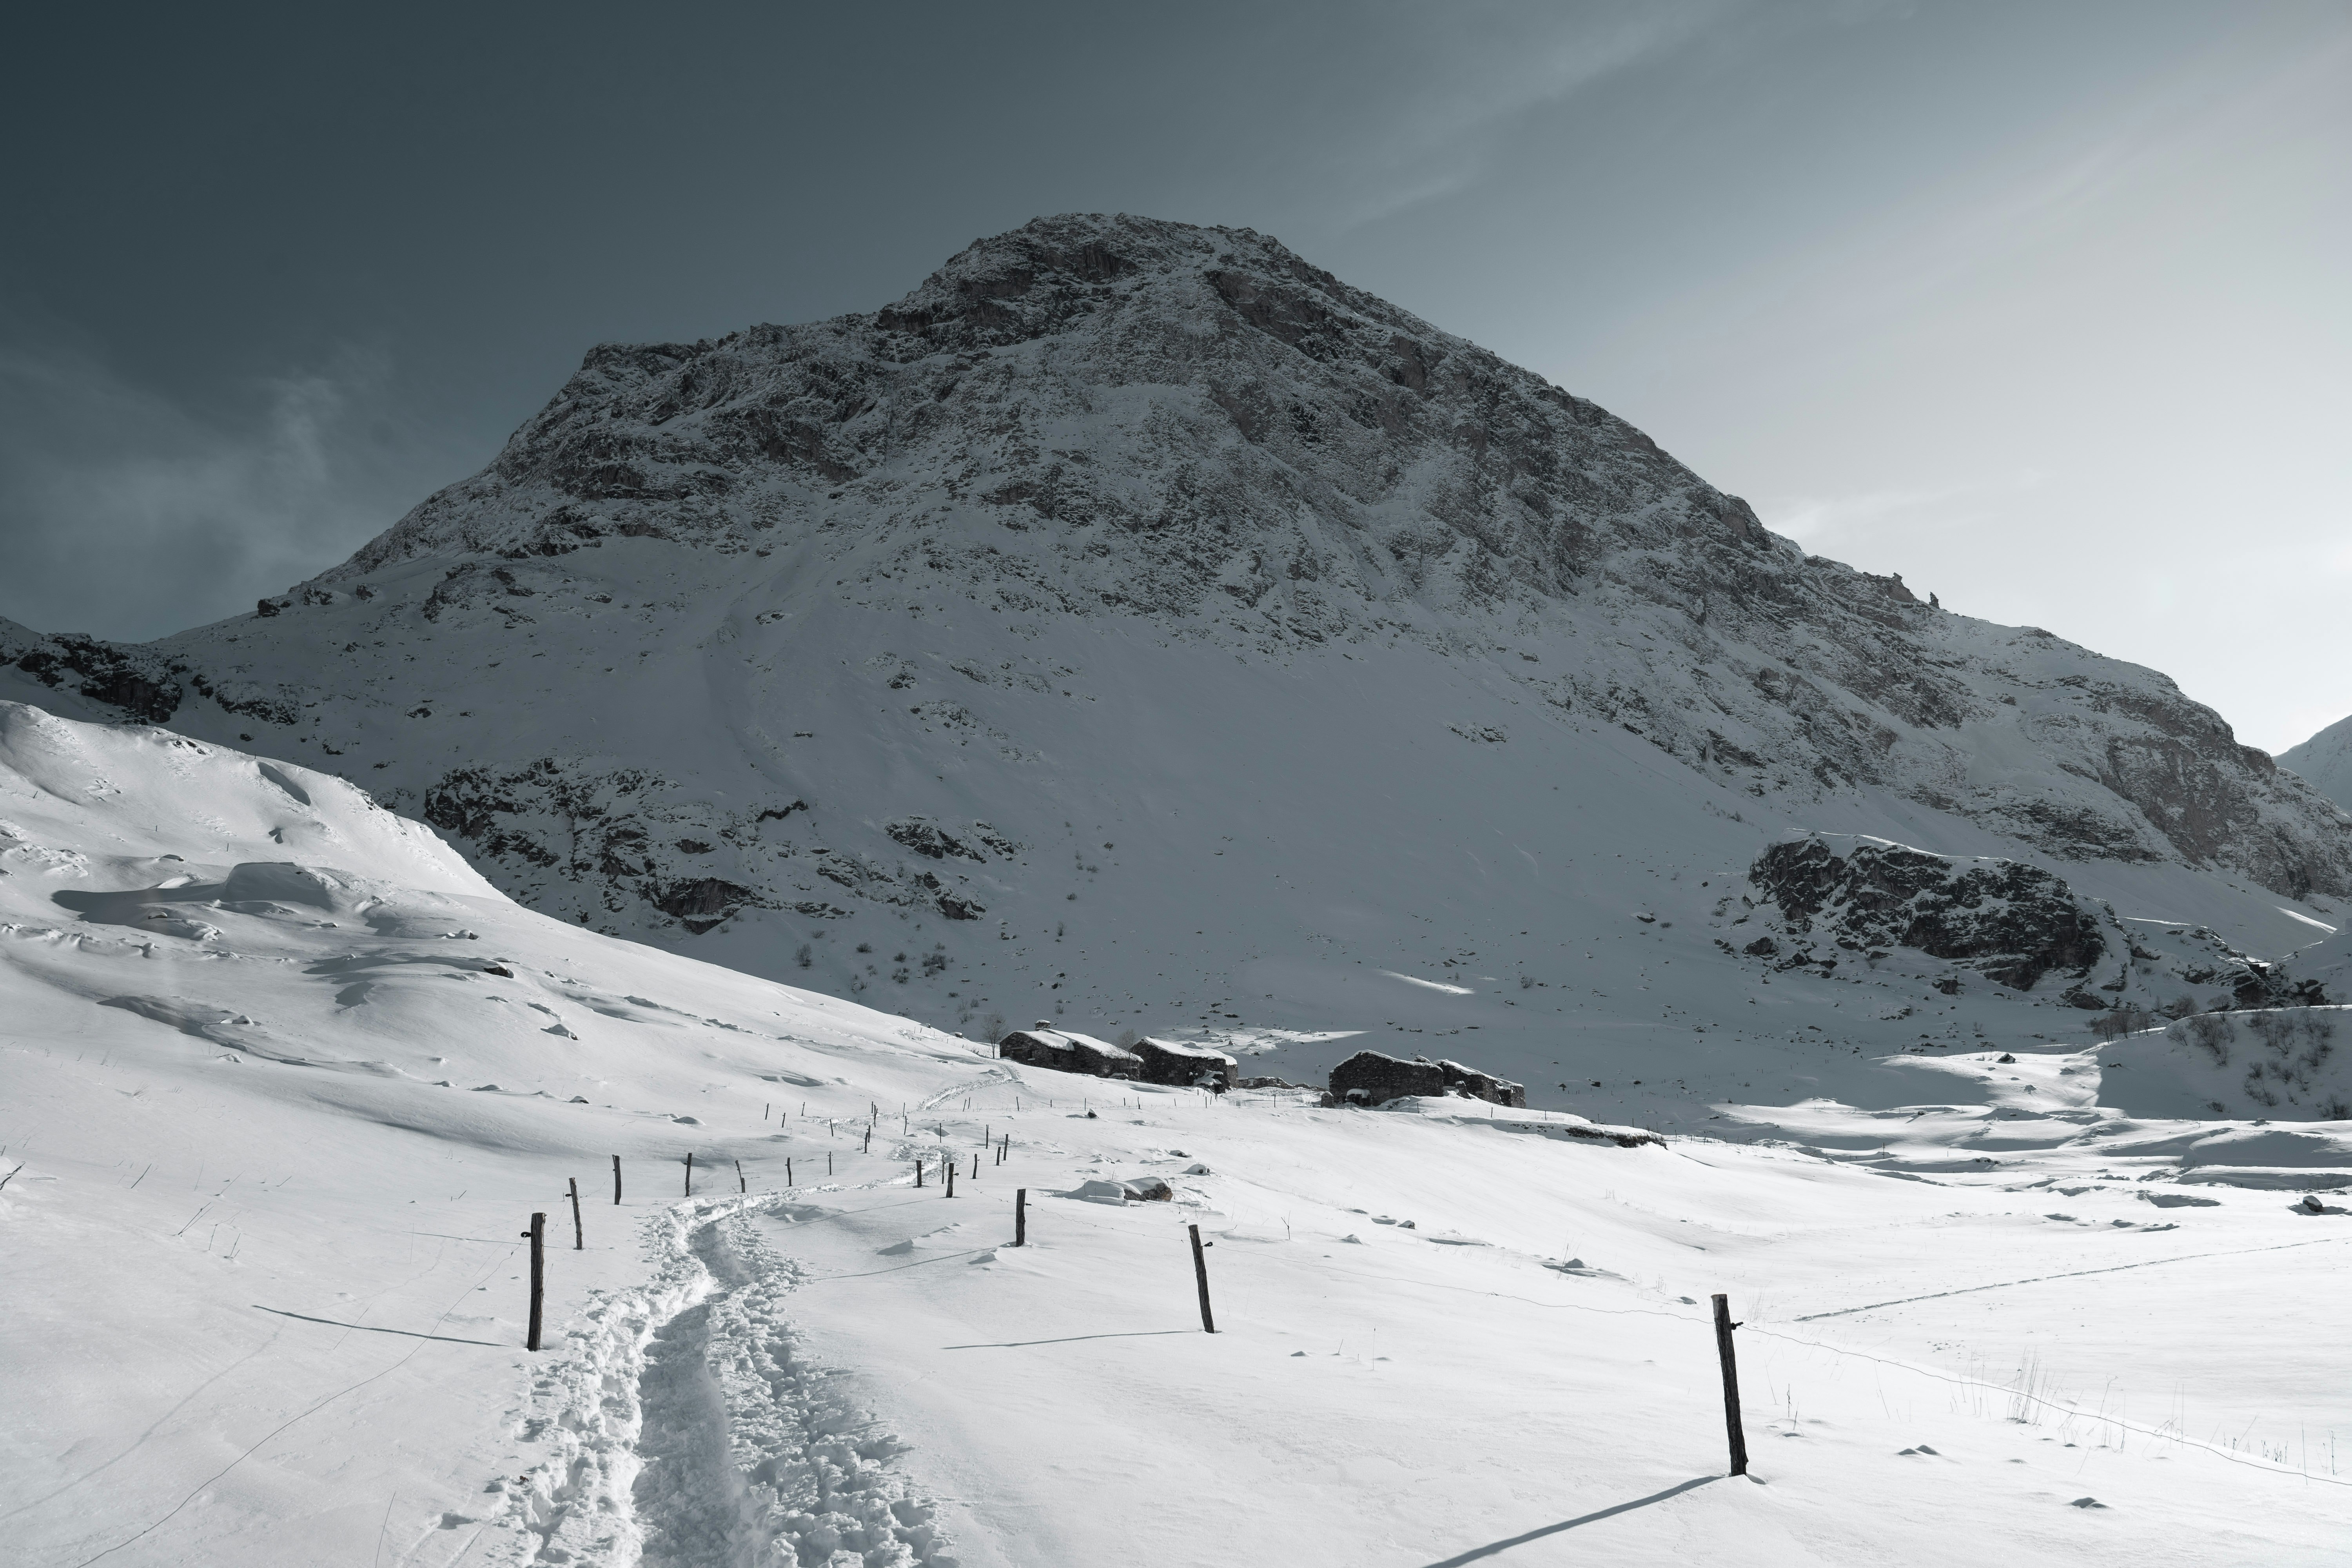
[2281,712,2352,814]
[4,214,2346,1094]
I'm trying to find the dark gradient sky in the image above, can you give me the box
[3,1,2346,748]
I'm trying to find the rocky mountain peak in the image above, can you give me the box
[6,212,2351,1037]
[873,212,1404,352]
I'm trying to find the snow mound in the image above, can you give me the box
[0,700,495,898]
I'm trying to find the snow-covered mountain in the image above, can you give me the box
[5,213,2347,1112]
[2281,711,2352,813]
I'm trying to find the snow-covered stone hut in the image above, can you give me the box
[1133,1036,1238,1089]
[1328,1051,1445,1105]
[1328,1050,1525,1108]
[1436,1058,1526,1108]
[998,1023,1142,1080]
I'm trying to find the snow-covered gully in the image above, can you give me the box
[492,1195,948,1568]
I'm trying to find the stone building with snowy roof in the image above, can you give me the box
[1133,1036,1238,1089]
[1328,1050,1525,1108]
[998,1023,1141,1080]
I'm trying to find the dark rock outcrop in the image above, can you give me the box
[1750,837,2103,991]
[1745,835,2328,1009]
[0,621,182,724]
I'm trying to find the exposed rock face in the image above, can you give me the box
[1740,835,2328,1009]
[1751,837,2105,991]
[0,620,181,724]
[1328,1050,1524,1107]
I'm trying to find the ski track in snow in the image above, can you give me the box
[1789,1233,2352,1322]
[493,1194,949,1568]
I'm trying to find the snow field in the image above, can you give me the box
[6,707,2352,1566]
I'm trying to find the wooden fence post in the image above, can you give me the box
[1015,1188,1027,1247]
[684,1152,694,1198]
[787,1156,794,1187]
[916,1158,925,1188]
[612,1154,621,1205]
[735,1158,746,1194]
[522,1211,546,1350]
[947,1163,956,1198]
[567,1178,583,1250]
[1188,1223,1216,1333]
[1711,1294,1748,1477]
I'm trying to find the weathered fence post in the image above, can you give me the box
[612,1154,621,1205]
[1711,1293,1748,1477]
[567,1178,583,1250]
[735,1158,746,1194]
[522,1211,546,1350]
[946,1163,956,1198]
[787,1156,794,1187]
[916,1158,925,1188]
[1015,1188,1027,1247]
[1188,1223,1216,1333]
[684,1152,694,1198]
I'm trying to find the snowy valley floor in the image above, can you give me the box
[10,1043,2352,1568]
[4,705,2351,1566]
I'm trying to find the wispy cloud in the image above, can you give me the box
[1759,471,2043,546]
[0,336,468,642]
[1321,0,1745,226]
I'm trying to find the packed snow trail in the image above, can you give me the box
[494,1194,951,1568]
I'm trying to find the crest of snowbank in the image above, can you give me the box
[0,701,497,899]
[1376,1094,1663,1148]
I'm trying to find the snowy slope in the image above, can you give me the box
[2280,711,2352,813]
[5,708,2351,1568]
[5,216,2347,1121]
